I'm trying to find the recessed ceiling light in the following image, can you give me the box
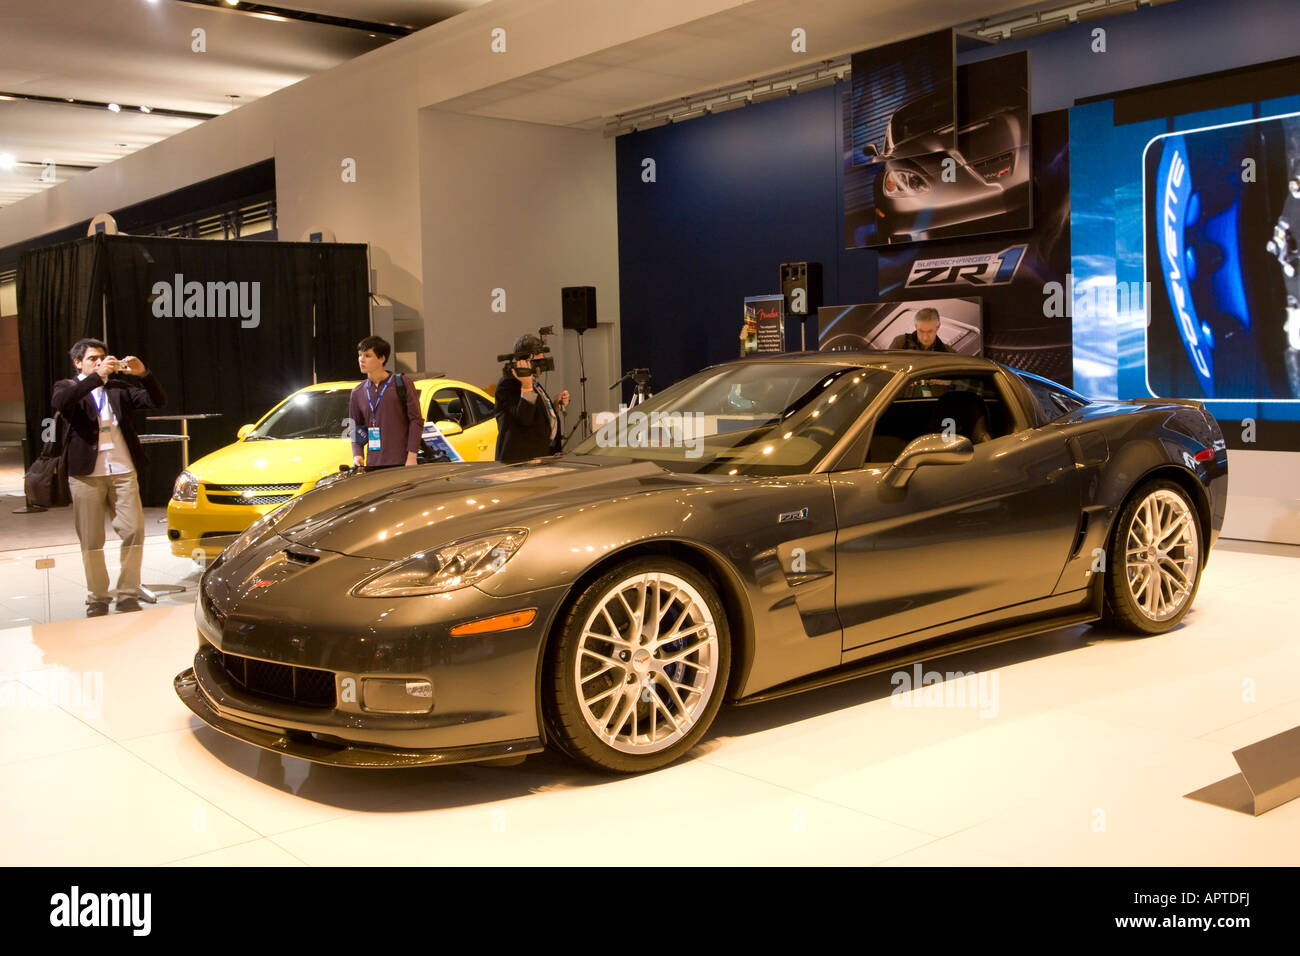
[107,103,121,113]
[225,0,238,5]
[139,105,151,113]
[0,153,15,171]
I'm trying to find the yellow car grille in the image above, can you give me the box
[203,483,301,506]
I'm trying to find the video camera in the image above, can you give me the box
[497,327,557,377]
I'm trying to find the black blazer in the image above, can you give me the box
[51,372,167,477]
[494,374,561,463]
[888,331,953,352]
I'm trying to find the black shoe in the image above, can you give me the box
[115,597,142,613]
[86,602,109,617]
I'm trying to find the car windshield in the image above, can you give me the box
[573,363,893,475]
[248,388,352,440]
[887,91,953,148]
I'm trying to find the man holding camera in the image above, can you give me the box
[52,338,167,616]
[494,333,570,463]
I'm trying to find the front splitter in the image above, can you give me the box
[174,668,543,769]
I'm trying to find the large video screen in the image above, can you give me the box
[1072,87,1300,450]
[1144,114,1300,400]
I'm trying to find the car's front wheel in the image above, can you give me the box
[1102,480,1203,634]
[544,557,730,773]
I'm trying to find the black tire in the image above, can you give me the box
[1102,480,1203,634]
[543,557,731,773]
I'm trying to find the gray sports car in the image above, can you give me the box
[176,352,1228,773]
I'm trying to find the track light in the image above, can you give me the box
[139,105,151,113]
[0,153,15,171]
[107,103,121,112]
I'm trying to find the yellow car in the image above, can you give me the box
[167,376,498,557]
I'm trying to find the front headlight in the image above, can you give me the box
[172,469,199,503]
[354,530,528,598]
[882,168,930,197]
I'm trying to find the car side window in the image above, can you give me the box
[864,373,1013,464]
[464,390,495,425]
[429,388,465,426]
[1015,373,1088,424]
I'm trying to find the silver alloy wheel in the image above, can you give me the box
[1124,488,1199,622]
[574,571,719,755]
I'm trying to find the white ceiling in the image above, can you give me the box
[0,0,490,207]
[430,0,1042,128]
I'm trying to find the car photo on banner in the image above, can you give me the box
[818,298,983,354]
[175,352,1227,775]
[167,375,497,557]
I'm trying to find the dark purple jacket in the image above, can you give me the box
[348,373,423,467]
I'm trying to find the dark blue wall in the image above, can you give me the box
[615,84,876,392]
[615,0,1300,390]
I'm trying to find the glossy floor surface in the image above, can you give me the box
[1,542,1297,866]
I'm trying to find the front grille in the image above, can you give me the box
[206,493,294,505]
[205,483,300,493]
[221,652,336,708]
[203,482,300,506]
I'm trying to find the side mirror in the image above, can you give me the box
[236,424,255,440]
[883,434,973,489]
[434,419,463,437]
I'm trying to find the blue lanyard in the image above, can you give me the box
[92,388,107,418]
[366,375,392,423]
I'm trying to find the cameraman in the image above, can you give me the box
[494,333,569,463]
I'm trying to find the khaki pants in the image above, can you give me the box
[68,473,145,604]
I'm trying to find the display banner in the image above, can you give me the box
[1071,77,1300,450]
[818,298,983,355]
[742,295,786,355]
[872,109,1072,384]
[845,29,957,249]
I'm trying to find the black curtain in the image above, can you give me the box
[17,236,106,466]
[311,243,372,383]
[17,234,370,505]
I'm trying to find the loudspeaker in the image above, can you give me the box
[780,262,823,318]
[561,286,598,331]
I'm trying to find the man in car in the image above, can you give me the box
[494,333,570,463]
[889,307,953,352]
[53,338,166,616]
[349,335,422,471]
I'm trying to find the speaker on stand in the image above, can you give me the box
[780,262,823,351]
[561,286,597,446]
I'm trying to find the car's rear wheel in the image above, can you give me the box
[1102,480,1203,634]
[544,557,730,773]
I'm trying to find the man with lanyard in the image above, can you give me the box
[494,332,570,463]
[52,338,166,616]
[349,335,422,471]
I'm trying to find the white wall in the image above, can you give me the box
[1219,450,1300,545]
[418,110,620,408]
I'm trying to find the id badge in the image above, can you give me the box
[368,426,382,451]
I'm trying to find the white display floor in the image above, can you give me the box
[1,541,1298,866]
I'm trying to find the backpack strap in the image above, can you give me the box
[394,373,410,426]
